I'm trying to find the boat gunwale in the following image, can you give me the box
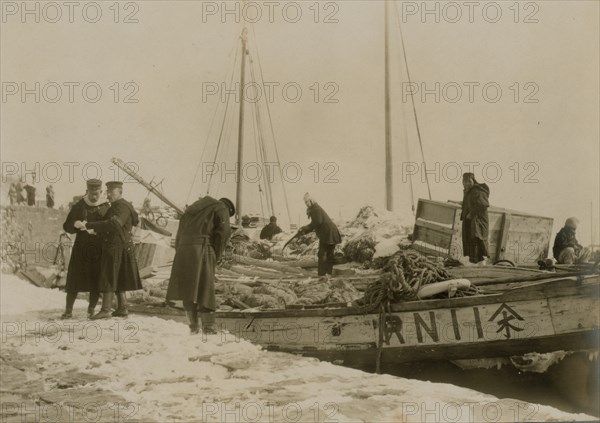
[212,274,599,319]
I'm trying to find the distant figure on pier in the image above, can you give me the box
[46,185,55,208]
[553,217,591,264]
[8,183,17,205]
[460,172,490,263]
[24,183,36,206]
[15,179,25,205]
[260,216,282,241]
[298,193,341,277]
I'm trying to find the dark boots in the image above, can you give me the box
[199,312,217,335]
[61,292,78,319]
[91,292,114,320]
[186,309,199,334]
[88,292,100,318]
[112,292,129,317]
[184,301,217,335]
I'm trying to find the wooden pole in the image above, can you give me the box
[384,0,393,211]
[236,28,248,225]
[111,157,184,216]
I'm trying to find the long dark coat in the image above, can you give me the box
[63,198,110,293]
[166,197,231,311]
[301,203,341,245]
[460,183,490,259]
[86,198,142,292]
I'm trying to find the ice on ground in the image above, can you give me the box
[0,275,595,422]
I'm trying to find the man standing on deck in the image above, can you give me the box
[83,181,143,319]
[61,179,110,319]
[297,193,341,277]
[460,172,490,263]
[553,217,591,264]
[167,196,235,334]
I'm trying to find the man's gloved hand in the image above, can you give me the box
[74,220,86,230]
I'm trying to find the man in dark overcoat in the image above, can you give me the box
[460,172,490,263]
[167,196,235,334]
[61,179,110,318]
[298,193,341,276]
[84,181,142,319]
[260,216,282,240]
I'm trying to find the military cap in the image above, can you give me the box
[219,197,236,217]
[106,181,124,189]
[86,179,102,189]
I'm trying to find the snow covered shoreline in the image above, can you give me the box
[1,274,595,422]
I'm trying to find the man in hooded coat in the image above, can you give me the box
[460,173,490,263]
[167,196,235,334]
[553,217,591,264]
[298,193,341,276]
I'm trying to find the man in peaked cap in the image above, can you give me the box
[61,178,110,319]
[298,193,341,277]
[84,181,143,319]
[553,217,591,264]
[167,196,235,334]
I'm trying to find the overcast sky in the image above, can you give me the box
[1,0,599,243]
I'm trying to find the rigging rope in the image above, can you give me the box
[392,5,416,214]
[250,95,268,221]
[207,40,241,194]
[393,1,432,201]
[250,23,293,226]
[189,33,240,202]
[248,53,275,217]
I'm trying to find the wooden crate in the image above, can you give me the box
[412,199,553,265]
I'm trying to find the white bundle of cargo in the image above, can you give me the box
[341,205,412,263]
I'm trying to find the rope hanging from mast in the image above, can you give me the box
[206,40,241,195]
[393,0,432,201]
[250,23,293,227]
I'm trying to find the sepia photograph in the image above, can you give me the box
[1,0,599,421]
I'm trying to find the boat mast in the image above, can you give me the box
[236,27,248,225]
[384,0,393,211]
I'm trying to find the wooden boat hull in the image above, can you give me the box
[211,275,599,367]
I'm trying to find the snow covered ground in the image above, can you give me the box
[1,274,595,422]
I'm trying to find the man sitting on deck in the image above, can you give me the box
[260,216,282,240]
[553,217,591,264]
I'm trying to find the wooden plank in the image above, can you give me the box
[413,226,452,250]
[214,297,585,350]
[496,212,512,262]
[414,219,456,235]
[548,296,600,334]
[416,200,457,225]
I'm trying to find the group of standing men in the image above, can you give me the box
[8,179,55,208]
[62,179,142,319]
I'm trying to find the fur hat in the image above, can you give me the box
[565,217,579,229]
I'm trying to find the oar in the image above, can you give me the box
[282,231,302,256]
